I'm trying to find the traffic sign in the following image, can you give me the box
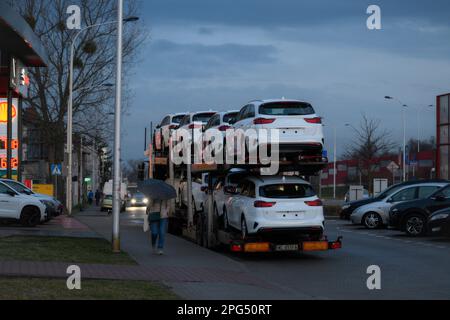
[51,164,62,176]
[387,161,400,173]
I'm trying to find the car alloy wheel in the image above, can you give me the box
[364,212,382,229]
[406,215,425,236]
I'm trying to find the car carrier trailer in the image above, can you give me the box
[146,139,343,254]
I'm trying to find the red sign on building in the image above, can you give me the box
[437,93,450,179]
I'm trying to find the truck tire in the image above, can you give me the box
[20,206,41,228]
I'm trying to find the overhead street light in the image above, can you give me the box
[66,16,139,216]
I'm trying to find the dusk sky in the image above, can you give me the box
[123,0,450,160]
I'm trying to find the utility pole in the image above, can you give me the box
[112,0,124,253]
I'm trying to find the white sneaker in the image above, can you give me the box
[158,250,164,256]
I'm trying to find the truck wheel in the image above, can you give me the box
[222,207,229,231]
[405,214,426,237]
[20,207,41,228]
[241,216,248,240]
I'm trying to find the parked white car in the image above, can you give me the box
[224,176,325,240]
[176,111,218,133]
[1,179,63,219]
[351,182,447,229]
[0,181,47,227]
[155,113,186,151]
[230,99,324,161]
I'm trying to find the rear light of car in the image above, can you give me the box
[254,201,276,208]
[169,125,179,130]
[253,118,276,125]
[218,125,232,131]
[188,124,203,129]
[201,186,208,192]
[305,200,323,207]
[304,117,322,124]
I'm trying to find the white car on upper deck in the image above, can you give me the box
[230,99,324,161]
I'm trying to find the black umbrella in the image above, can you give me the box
[138,179,177,201]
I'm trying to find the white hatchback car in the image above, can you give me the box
[231,99,324,161]
[180,173,218,213]
[212,169,249,228]
[155,113,186,151]
[0,181,47,227]
[225,176,325,240]
[351,182,447,229]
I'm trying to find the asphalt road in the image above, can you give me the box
[89,207,450,300]
[219,219,450,300]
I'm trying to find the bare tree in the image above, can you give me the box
[10,0,146,170]
[345,115,397,192]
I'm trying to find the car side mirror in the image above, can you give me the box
[6,190,16,197]
[224,186,238,195]
[434,195,446,202]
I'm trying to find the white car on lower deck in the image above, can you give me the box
[224,176,325,240]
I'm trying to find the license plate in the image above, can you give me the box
[281,129,304,135]
[276,244,299,252]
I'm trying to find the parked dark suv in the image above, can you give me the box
[389,184,450,237]
[428,207,450,237]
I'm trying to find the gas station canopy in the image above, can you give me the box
[0,2,48,67]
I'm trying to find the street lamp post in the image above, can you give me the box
[66,18,138,216]
[385,96,408,182]
[112,0,124,253]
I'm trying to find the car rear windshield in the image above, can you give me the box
[259,184,316,199]
[105,195,113,200]
[223,112,238,124]
[193,113,216,123]
[259,102,315,116]
[172,115,185,124]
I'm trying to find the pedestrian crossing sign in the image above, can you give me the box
[51,164,62,176]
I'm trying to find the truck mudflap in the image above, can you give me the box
[230,236,343,253]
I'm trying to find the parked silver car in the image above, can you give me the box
[351,182,447,229]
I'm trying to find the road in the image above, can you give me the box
[220,219,450,300]
[79,208,450,300]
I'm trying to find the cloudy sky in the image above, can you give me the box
[123,0,450,160]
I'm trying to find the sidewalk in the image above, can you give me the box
[75,207,312,300]
[0,215,100,239]
[0,207,313,299]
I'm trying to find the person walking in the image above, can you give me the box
[87,190,94,206]
[146,199,170,255]
[95,189,102,206]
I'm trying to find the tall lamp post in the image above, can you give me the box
[385,96,408,182]
[66,17,138,216]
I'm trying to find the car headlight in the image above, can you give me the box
[430,213,450,222]
[40,200,54,208]
[143,198,149,204]
[131,199,137,204]
[342,205,351,211]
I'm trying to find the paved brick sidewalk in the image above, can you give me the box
[0,260,276,289]
[0,215,100,239]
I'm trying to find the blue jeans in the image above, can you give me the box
[150,218,168,250]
